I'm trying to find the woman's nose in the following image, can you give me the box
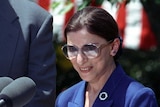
[76,51,87,65]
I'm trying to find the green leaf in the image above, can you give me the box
[51,2,61,10]
[59,2,74,14]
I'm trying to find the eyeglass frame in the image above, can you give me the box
[61,40,114,60]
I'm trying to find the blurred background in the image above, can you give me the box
[35,0,160,105]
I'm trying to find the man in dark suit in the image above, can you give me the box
[0,0,57,106]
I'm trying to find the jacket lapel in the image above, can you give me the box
[0,0,18,23]
[93,64,126,107]
[0,0,20,75]
[68,81,86,107]
[67,65,126,107]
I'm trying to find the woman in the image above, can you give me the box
[55,6,158,107]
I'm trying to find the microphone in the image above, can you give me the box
[0,77,36,107]
[0,77,13,92]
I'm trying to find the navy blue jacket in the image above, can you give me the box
[0,0,56,106]
[56,64,158,107]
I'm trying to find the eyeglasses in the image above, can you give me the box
[61,40,113,60]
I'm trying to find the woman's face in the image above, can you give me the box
[66,28,115,83]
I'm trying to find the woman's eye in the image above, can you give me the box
[83,45,97,51]
[68,46,77,52]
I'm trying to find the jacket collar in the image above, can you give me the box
[0,0,20,75]
[93,64,125,107]
[68,81,86,107]
[0,0,18,23]
[68,64,125,107]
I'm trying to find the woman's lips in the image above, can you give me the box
[80,66,92,73]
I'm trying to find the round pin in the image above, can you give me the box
[99,92,108,100]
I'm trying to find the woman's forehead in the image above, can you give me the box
[67,29,106,43]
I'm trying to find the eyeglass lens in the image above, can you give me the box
[62,44,99,59]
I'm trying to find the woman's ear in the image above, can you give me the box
[110,38,120,56]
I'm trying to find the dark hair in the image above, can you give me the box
[64,6,122,60]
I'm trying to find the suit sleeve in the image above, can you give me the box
[25,14,57,107]
[129,87,158,107]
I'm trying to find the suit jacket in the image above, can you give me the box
[55,64,158,107]
[0,0,56,106]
